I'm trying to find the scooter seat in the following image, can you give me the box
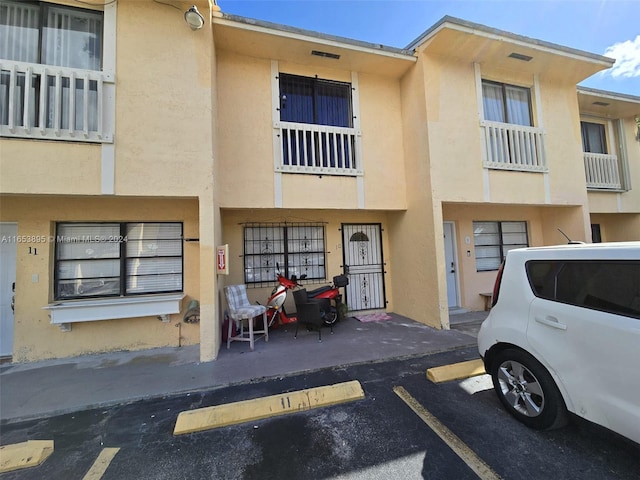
[306,285,333,297]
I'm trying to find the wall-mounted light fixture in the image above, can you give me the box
[184,5,205,30]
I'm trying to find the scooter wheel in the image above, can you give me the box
[323,308,338,326]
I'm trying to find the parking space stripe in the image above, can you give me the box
[82,447,120,480]
[393,386,502,480]
[174,380,365,435]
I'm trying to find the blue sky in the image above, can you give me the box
[218,0,640,96]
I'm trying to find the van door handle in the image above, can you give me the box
[535,315,567,331]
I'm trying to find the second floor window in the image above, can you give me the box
[581,121,607,154]
[482,80,532,126]
[279,73,352,128]
[0,1,103,70]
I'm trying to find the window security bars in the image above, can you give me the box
[473,221,528,272]
[55,223,183,300]
[243,223,326,286]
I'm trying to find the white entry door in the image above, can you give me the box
[443,222,459,308]
[0,223,17,357]
[341,224,386,311]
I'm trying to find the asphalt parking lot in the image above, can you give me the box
[2,346,638,479]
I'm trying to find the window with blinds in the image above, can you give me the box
[55,222,183,300]
[473,221,528,271]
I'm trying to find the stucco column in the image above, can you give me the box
[431,203,450,329]
[199,193,218,362]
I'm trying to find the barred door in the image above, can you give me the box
[341,224,385,311]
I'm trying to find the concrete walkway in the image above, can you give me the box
[0,312,486,423]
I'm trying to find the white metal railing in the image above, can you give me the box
[274,121,363,176]
[0,60,113,143]
[584,152,622,190]
[481,120,547,172]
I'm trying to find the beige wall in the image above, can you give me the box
[215,51,408,211]
[114,0,214,197]
[0,1,222,362]
[590,213,640,241]
[0,141,102,195]
[388,60,444,329]
[442,203,586,310]
[0,0,215,198]
[0,196,201,361]
[423,55,590,209]
[220,209,394,314]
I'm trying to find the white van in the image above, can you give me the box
[477,242,640,444]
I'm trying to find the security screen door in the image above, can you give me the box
[341,224,385,311]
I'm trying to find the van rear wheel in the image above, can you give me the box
[490,348,568,430]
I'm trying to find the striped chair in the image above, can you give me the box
[224,284,268,350]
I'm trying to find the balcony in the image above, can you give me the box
[481,120,547,172]
[274,121,363,176]
[583,152,622,190]
[0,60,113,143]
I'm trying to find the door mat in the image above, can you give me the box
[354,313,392,323]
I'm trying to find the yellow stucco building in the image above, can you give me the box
[1,1,638,363]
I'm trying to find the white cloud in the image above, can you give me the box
[603,35,640,78]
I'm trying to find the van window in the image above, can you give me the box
[527,260,640,319]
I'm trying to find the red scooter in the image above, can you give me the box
[264,264,349,328]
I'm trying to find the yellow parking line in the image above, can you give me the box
[393,386,502,480]
[82,447,120,480]
[426,359,485,383]
[174,380,365,435]
[0,440,54,473]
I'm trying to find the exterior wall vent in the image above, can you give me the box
[508,52,533,61]
[311,50,341,59]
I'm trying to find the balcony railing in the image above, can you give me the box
[274,121,363,176]
[0,60,113,143]
[584,152,622,190]
[481,120,547,172]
